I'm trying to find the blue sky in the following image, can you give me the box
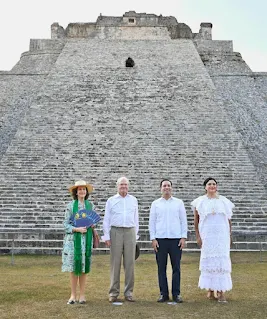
[0,0,266,71]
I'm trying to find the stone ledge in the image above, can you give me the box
[0,73,48,76]
[1,239,266,250]
[21,50,63,57]
[1,245,266,255]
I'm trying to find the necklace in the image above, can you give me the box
[207,196,216,215]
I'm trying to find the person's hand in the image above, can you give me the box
[196,236,202,248]
[178,238,186,250]
[105,240,111,247]
[152,239,159,252]
[76,227,87,234]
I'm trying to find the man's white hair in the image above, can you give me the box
[116,176,129,186]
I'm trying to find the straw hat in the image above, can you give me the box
[68,180,94,193]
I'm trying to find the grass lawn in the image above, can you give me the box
[0,252,266,319]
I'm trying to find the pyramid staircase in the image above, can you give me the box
[0,39,266,254]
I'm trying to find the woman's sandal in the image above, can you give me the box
[67,299,76,305]
[207,290,217,300]
[218,292,227,303]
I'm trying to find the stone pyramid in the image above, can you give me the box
[0,12,266,253]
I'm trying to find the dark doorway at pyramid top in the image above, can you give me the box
[126,57,135,67]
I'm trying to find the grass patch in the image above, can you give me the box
[0,252,266,319]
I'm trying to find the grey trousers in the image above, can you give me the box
[109,226,136,297]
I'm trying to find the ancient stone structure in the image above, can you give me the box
[0,12,266,254]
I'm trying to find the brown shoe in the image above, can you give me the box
[109,296,118,303]
[125,296,135,302]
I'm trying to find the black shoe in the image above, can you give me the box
[173,295,183,303]
[157,295,169,302]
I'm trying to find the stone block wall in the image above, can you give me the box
[11,51,61,74]
[50,12,196,40]
[254,72,267,102]
[65,23,96,38]
[0,38,266,254]
[0,13,267,253]
[94,26,171,40]
[0,37,63,159]
[0,74,47,159]
[194,23,212,40]
[30,39,65,51]
[194,40,233,53]
[203,54,267,188]
[11,39,64,74]
[200,52,252,74]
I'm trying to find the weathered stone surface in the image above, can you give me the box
[202,54,267,188]
[0,12,266,254]
[254,72,267,102]
[194,22,212,40]
[51,12,193,40]
[194,40,233,53]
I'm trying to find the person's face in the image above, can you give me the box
[77,186,87,199]
[118,179,129,196]
[205,180,217,193]
[161,180,172,197]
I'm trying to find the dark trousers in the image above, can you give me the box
[156,238,182,297]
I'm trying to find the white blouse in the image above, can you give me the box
[191,195,234,232]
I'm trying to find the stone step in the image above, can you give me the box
[1,39,267,255]
[1,220,267,230]
[1,239,266,256]
[0,200,266,207]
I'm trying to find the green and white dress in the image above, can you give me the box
[62,200,93,273]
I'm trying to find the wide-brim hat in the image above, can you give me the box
[69,180,94,193]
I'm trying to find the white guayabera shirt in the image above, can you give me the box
[102,193,139,241]
[149,196,188,240]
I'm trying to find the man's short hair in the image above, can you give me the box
[160,179,172,187]
[116,176,129,186]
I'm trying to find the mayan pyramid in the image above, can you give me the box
[0,11,266,253]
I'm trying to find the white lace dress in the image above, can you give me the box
[191,195,234,292]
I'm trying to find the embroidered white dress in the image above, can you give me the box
[191,195,234,292]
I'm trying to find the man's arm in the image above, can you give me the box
[179,201,188,239]
[149,201,159,252]
[178,201,188,249]
[102,199,111,246]
[134,198,139,240]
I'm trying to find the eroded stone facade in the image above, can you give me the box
[0,12,266,254]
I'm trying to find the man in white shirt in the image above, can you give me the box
[102,177,139,302]
[149,179,188,303]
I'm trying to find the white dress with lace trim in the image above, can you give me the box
[191,195,234,292]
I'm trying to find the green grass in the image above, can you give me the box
[0,252,266,319]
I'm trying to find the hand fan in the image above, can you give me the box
[70,209,101,228]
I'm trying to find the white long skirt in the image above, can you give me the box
[199,214,232,292]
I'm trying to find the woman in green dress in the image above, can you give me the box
[62,180,94,304]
